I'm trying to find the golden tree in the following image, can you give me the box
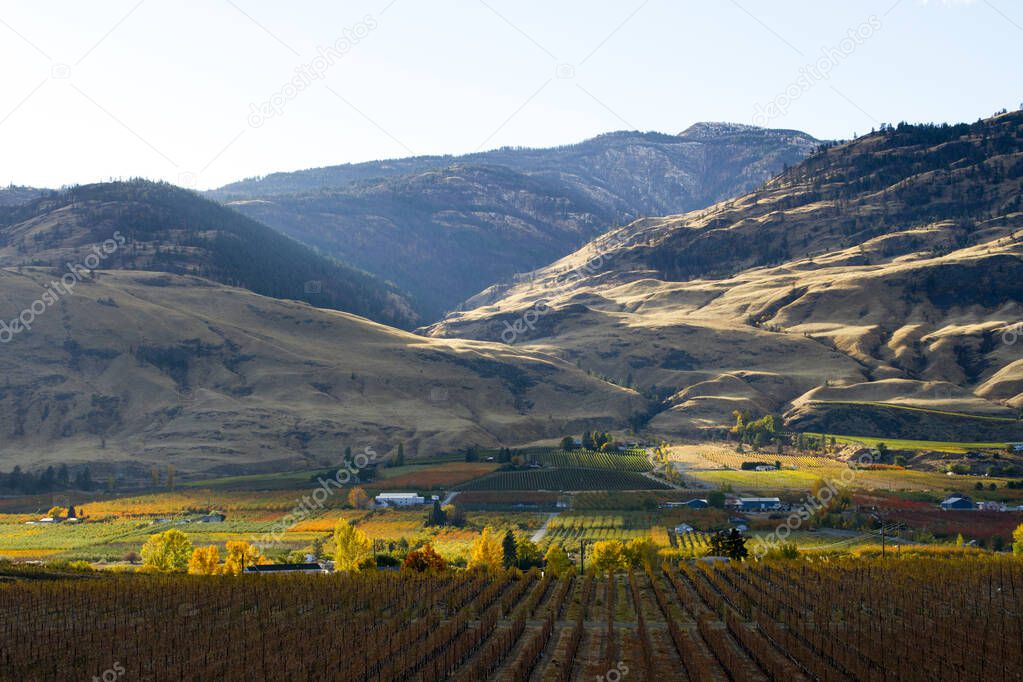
[543,543,573,575]
[348,487,371,510]
[140,529,193,573]
[333,519,373,571]
[222,541,263,575]
[45,506,66,519]
[590,540,627,573]
[467,526,503,571]
[188,545,221,575]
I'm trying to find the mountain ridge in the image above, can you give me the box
[210,123,821,319]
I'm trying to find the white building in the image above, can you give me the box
[375,492,426,507]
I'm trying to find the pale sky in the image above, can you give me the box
[1,0,1020,190]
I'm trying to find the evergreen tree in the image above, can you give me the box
[502,530,518,568]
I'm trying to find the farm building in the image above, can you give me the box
[940,496,975,511]
[198,512,226,523]
[244,563,327,575]
[674,523,694,534]
[660,499,708,509]
[736,497,781,511]
[375,492,426,507]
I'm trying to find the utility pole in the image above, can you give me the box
[871,508,885,558]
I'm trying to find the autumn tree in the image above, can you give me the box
[623,537,660,568]
[515,536,542,569]
[1013,523,1023,555]
[468,527,503,571]
[543,543,573,575]
[222,541,263,575]
[188,545,221,575]
[348,487,371,510]
[46,506,66,519]
[402,543,447,572]
[141,529,193,573]
[333,519,373,571]
[591,540,627,573]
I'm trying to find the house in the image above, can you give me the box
[1009,443,1023,453]
[198,512,226,523]
[976,501,1007,512]
[737,497,781,512]
[682,498,709,509]
[674,523,694,534]
[243,563,327,575]
[940,495,975,511]
[375,492,425,507]
[754,465,775,472]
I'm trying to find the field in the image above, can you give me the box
[667,443,1016,493]
[457,468,668,491]
[527,448,651,472]
[3,558,1021,680]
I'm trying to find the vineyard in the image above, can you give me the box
[527,448,651,472]
[457,468,668,491]
[2,558,1021,680]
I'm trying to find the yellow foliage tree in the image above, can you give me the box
[46,506,66,519]
[333,519,373,571]
[590,540,627,574]
[1013,523,1023,555]
[222,541,263,575]
[467,526,504,571]
[188,545,221,575]
[623,537,661,568]
[140,529,193,573]
[543,543,573,575]
[348,487,371,510]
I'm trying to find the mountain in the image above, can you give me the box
[0,181,418,329]
[0,186,45,207]
[426,112,1023,442]
[0,269,643,476]
[211,125,820,319]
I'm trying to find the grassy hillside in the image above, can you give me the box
[0,180,419,328]
[0,269,643,477]
[427,111,1023,441]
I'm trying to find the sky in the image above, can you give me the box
[1,0,1020,190]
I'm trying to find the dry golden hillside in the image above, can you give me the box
[427,113,1023,441]
[0,268,642,476]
